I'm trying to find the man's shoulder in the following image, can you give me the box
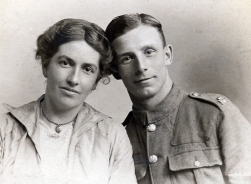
[186,91,249,125]
[173,84,233,113]
[187,92,236,112]
[122,91,245,127]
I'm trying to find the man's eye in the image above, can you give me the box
[59,60,71,68]
[121,56,132,64]
[145,49,155,56]
[83,66,94,74]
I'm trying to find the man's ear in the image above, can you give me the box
[112,59,121,80]
[42,65,48,78]
[164,45,173,66]
[113,72,121,80]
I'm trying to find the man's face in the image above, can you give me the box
[112,25,172,101]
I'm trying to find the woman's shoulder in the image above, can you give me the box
[2,95,43,119]
[1,99,39,135]
[82,102,126,136]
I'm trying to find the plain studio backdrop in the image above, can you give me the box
[0,0,251,124]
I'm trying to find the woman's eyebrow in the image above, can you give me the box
[57,55,98,69]
[82,63,98,70]
[57,55,73,61]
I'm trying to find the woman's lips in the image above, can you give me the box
[60,87,79,94]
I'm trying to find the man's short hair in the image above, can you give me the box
[105,13,166,79]
[106,13,166,47]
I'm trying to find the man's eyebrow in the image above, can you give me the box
[116,52,134,58]
[115,44,156,57]
[140,45,155,51]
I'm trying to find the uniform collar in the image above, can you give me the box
[132,84,186,125]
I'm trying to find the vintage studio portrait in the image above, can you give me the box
[0,0,251,184]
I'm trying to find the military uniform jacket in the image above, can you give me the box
[124,84,251,184]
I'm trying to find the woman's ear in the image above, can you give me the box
[164,45,173,66]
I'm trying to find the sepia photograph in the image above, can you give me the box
[0,0,251,183]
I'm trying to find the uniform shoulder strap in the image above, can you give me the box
[189,92,233,112]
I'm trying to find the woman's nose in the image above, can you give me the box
[67,68,80,86]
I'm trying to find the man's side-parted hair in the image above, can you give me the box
[105,13,166,79]
[36,18,115,83]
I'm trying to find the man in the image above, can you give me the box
[105,13,251,184]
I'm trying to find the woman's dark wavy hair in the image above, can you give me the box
[36,18,114,83]
[105,13,166,79]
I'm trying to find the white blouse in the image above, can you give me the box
[39,119,73,184]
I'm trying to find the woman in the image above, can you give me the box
[0,19,136,184]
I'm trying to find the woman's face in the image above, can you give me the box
[43,40,100,110]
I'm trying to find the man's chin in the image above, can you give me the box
[129,89,156,100]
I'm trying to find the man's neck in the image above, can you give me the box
[130,78,173,110]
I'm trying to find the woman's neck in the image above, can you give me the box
[41,97,81,126]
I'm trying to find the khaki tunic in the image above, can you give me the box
[124,84,251,184]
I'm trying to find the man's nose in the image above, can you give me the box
[67,68,80,86]
[135,55,148,74]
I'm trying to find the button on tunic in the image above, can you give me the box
[128,85,184,184]
[125,84,251,184]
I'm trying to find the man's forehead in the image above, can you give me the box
[112,25,162,53]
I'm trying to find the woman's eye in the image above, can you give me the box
[59,60,71,68]
[83,66,94,74]
[145,49,155,56]
[121,56,132,64]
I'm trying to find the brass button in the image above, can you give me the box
[149,155,158,164]
[217,96,228,105]
[147,124,156,132]
[194,160,201,167]
[192,92,199,97]
[217,96,223,100]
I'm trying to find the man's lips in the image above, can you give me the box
[134,77,154,83]
[60,87,79,94]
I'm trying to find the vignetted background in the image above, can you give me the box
[1,0,251,123]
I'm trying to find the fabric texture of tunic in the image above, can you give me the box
[124,84,251,184]
[0,95,137,184]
